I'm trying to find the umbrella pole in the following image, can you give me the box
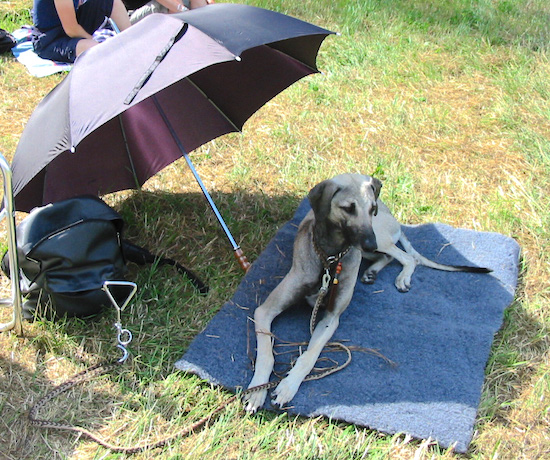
[152,97,251,272]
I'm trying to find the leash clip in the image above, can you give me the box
[320,268,331,294]
[114,323,133,363]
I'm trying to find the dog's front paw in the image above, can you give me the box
[361,270,377,284]
[271,377,300,408]
[242,388,268,414]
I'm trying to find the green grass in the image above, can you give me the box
[1,0,550,458]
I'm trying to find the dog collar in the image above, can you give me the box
[311,232,352,270]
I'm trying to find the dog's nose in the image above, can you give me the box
[361,231,377,252]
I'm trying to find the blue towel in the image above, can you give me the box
[176,199,520,452]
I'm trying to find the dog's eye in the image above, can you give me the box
[370,203,378,216]
[341,203,356,215]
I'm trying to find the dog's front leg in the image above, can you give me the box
[242,299,281,413]
[271,311,341,408]
[382,244,417,292]
[243,273,311,413]
[271,252,360,408]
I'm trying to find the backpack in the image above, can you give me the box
[0,28,16,54]
[2,196,128,319]
[2,195,208,320]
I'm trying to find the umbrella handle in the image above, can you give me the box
[234,248,251,272]
[151,96,253,273]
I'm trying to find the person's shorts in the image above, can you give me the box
[129,0,170,25]
[33,0,114,63]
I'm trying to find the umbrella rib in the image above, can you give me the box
[118,115,141,189]
[185,44,322,132]
[124,23,189,106]
[185,77,241,133]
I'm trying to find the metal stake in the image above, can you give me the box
[0,153,23,335]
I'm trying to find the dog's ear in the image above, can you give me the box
[370,177,383,201]
[308,179,339,217]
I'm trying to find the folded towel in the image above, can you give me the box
[10,26,72,77]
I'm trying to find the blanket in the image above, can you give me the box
[10,27,72,78]
[175,199,520,452]
[10,25,115,77]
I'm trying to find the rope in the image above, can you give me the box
[28,350,351,454]
[28,235,362,453]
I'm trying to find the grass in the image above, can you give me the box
[1,0,549,458]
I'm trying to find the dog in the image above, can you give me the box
[243,173,491,413]
[243,173,381,413]
[361,196,491,292]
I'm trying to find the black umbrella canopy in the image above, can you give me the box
[12,4,334,213]
[178,3,329,68]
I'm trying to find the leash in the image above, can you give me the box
[28,356,355,454]
[310,231,351,333]
[28,243,364,453]
[28,356,239,454]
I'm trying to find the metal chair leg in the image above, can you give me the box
[0,153,23,336]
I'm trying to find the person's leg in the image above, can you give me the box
[189,0,208,8]
[33,29,82,63]
[75,38,99,57]
[110,0,131,30]
[129,0,166,24]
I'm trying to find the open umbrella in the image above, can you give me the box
[11,3,334,271]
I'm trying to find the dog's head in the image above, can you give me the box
[308,174,382,252]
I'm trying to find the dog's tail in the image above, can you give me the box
[398,234,492,274]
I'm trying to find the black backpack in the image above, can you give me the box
[0,28,16,54]
[2,196,128,318]
[2,196,208,320]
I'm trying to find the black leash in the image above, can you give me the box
[122,239,209,294]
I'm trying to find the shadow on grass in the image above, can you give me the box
[0,188,543,457]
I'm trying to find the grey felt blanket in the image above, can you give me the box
[175,199,520,452]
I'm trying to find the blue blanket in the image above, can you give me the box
[10,27,72,77]
[10,25,115,77]
[176,199,520,452]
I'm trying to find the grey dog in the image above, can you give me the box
[244,173,380,413]
[361,198,491,292]
[243,173,490,412]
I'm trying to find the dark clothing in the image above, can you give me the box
[34,0,80,31]
[32,0,114,63]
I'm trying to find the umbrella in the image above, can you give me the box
[11,3,334,271]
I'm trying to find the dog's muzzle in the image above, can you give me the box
[361,229,377,252]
